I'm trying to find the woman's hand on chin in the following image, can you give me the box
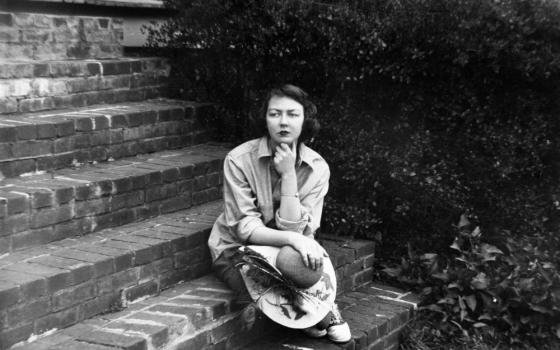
[273,143,297,176]
[289,234,328,271]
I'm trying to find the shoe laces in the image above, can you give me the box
[329,304,345,326]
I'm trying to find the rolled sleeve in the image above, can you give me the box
[276,164,330,237]
[222,155,265,243]
[275,208,309,233]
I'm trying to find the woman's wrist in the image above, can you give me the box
[281,168,296,179]
[287,232,303,247]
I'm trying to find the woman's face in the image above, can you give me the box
[266,95,304,147]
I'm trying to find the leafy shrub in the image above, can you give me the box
[146,0,560,243]
[383,216,560,348]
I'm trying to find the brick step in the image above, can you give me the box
[0,58,167,80]
[0,201,223,350]
[6,279,417,350]
[0,12,123,60]
[0,143,229,253]
[9,0,165,8]
[0,99,216,178]
[1,228,383,350]
[243,283,419,350]
[7,274,280,350]
[0,57,170,114]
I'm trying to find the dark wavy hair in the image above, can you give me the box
[255,84,320,144]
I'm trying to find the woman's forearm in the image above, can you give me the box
[248,226,300,247]
[279,171,301,221]
[247,225,327,270]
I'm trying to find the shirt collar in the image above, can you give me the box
[257,136,318,170]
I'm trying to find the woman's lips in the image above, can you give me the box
[279,131,289,136]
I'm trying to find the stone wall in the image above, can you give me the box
[0,12,123,60]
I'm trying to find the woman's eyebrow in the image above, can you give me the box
[268,108,302,112]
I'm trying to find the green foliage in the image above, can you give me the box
[144,0,388,126]
[145,0,560,345]
[383,217,560,348]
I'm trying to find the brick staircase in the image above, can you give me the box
[0,10,417,350]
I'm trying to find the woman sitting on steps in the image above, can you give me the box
[207,84,351,343]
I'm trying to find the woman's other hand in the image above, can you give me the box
[273,143,297,176]
[289,234,329,271]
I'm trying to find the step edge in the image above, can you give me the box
[0,144,228,252]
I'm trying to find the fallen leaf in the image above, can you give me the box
[465,294,477,311]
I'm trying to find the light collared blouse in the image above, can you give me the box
[208,136,330,261]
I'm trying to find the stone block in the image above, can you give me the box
[50,220,83,242]
[33,63,50,77]
[21,29,51,43]
[74,329,147,350]
[0,28,20,43]
[34,306,80,335]
[2,212,30,235]
[69,115,94,131]
[104,321,168,348]
[52,29,78,43]
[80,292,121,321]
[50,80,68,96]
[66,77,99,94]
[11,79,32,97]
[123,126,144,141]
[0,143,13,163]
[87,62,101,76]
[53,94,88,109]
[85,30,115,44]
[37,153,75,172]
[109,113,127,128]
[74,197,110,218]
[0,281,20,309]
[12,139,49,157]
[0,270,47,300]
[0,201,6,219]
[5,263,72,294]
[56,120,76,137]
[0,43,32,59]
[51,281,96,311]
[19,97,56,113]
[30,78,50,97]
[53,249,112,278]
[0,13,14,26]
[111,191,144,211]
[102,61,131,76]
[50,61,88,77]
[53,17,67,28]
[94,44,122,59]
[146,183,176,202]
[30,204,74,228]
[124,281,158,303]
[29,188,54,209]
[13,13,51,28]
[14,123,37,140]
[2,192,29,215]
[0,98,18,113]
[7,298,51,328]
[72,133,91,149]
[175,332,209,350]
[0,323,34,350]
[66,41,92,59]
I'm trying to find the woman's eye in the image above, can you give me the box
[289,113,300,118]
